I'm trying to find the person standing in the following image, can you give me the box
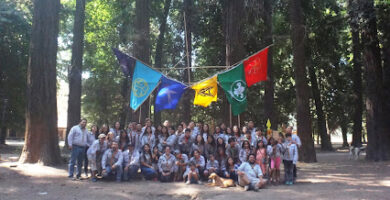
[286,126,301,182]
[282,133,298,185]
[84,125,97,177]
[67,118,89,179]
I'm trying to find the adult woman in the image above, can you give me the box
[192,134,205,156]
[110,121,121,138]
[100,124,109,135]
[204,135,216,160]
[140,144,157,180]
[158,126,169,152]
[188,149,206,179]
[117,130,130,151]
[106,132,115,148]
[141,126,156,149]
[158,146,176,182]
[91,124,99,139]
[239,140,252,163]
[224,156,239,182]
[232,125,241,145]
[152,146,161,172]
[201,124,210,142]
[215,146,227,172]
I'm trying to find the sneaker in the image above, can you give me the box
[197,180,202,185]
[68,175,73,179]
[244,185,250,191]
[186,180,190,185]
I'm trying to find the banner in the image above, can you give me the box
[243,47,269,87]
[191,76,218,107]
[155,76,187,112]
[112,48,136,77]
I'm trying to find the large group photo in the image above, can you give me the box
[1,0,390,199]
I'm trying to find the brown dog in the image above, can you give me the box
[208,173,236,188]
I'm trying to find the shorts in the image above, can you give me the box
[88,157,97,171]
[271,157,281,170]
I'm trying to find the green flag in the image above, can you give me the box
[217,63,247,115]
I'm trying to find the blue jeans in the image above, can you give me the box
[68,145,86,178]
[141,166,157,180]
[283,160,294,182]
[103,165,123,181]
[123,165,139,181]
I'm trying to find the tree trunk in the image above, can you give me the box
[19,0,62,165]
[348,0,363,147]
[377,1,390,158]
[133,0,151,123]
[289,0,316,162]
[119,76,130,129]
[341,123,349,147]
[182,0,193,124]
[66,0,85,147]
[359,0,389,161]
[154,0,171,126]
[224,0,245,126]
[308,64,332,151]
[263,0,276,129]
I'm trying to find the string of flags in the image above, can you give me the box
[113,46,270,116]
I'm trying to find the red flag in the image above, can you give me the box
[243,47,269,87]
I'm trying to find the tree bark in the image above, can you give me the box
[133,0,151,123]
[308,64,332,150]
[263,0,276,129]
[66,0,85,147]
[182,0,193,124]
[19,0,62,165]
[341,123,349,147]
[153,0,172,126]
[359,0,389,161]
[289,0,316,162]
[348,0,363,147]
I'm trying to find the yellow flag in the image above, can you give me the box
[191,76,218,107]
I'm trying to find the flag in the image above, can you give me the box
[191,76,218,107]
[217,63,247,115]
[112,48,136,77]
[130,61,162,110]
[155,76,187,112]
[243,47,269,87]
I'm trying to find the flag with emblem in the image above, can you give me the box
[243,47,269,87]
[191,76,218,107]
[217,63,247,115]
[130,61,162,110]
[112,48,136,77]
[155,76,187,112]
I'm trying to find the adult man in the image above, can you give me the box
[142,118,156,134]
[173,150,188,181]
[252,128,267,148]
[188,121,197,140]
[179,128,193,155]
[68,118,89,179]
[87,134,108,182]
[286,126,301,182]
[133,123,143,152]
[237,154,266,191]
[102,142,123,182]
[158,146,176,182]
[122,143,140,181]
[248,121,257,142]
[226,137,241,163]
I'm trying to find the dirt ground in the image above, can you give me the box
[1,142,389,200]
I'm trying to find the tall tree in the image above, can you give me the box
[66,0,86,147]
[359,0,389,161]
[19,0,62,165]
[182,0,193,124]
[263,0,275,129]
[289,0,316,162]
[154,0,172,125]
[133,0,151,123]
[348,0,363,147]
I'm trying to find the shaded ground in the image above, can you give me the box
[0,141,389,200]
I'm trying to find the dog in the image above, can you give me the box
[349,146,365,160]
[207,173,235,188]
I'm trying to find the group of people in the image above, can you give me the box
[67,118,301,191]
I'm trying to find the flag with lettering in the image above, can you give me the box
[112,48,136,77]
[243,47,269,87]
[191,76,218,107]
[130,61,162,110]
[217,63,247,115]
[155,76,187,112]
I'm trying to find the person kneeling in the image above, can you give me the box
[237,154,266,191]
[102,142,123,182]
[87,134,108,182]
[158,146,176,182]
[122,143,140,181]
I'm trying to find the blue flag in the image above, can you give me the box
[130,61,162,110]
[112,48,136,77]
[155,76,187,112]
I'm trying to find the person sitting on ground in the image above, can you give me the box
[158,146,176,182]
[204,154,219,178]
[226,137,240,164]
[173,149,188,182]
[282,133,298,185]
[224,156,239,182]
[237,153,266,191]
[87,134,108,182]
[179,128,193,155]
[122,143,140,181]
[101,142,123,182]
[140,144,158,180]
[239,140,252,164]
[184,161,201,185]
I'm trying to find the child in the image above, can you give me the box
[255,140,267,178]
[282,133,298,185]
[204,154,219,178]
[184,161,201,184]
[269,137,283,184]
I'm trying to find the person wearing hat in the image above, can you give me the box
[87,134,108,182]
[122,143,140,181]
